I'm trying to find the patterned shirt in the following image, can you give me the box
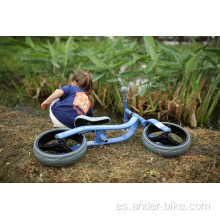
[51,85,93,128]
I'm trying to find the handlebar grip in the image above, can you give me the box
[121,86,128,102]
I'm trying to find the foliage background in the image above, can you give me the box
[0,36,219,127]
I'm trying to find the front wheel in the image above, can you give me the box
[33,128,87,167]
[142,122,190,157]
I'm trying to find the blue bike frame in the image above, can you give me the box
[55,87,171,150]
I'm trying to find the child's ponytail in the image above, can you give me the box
[72,71,94,105]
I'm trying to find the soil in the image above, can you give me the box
[0,104,219,183]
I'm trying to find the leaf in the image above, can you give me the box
[179,50,190,62]
[129,41,137,49]
[36,42,49,50]
[204,48,220,55]
[193,44,209,54]
[115,49,137,56]
[119,71,141,77]
[51,60,60,68]
[64,36,73,66]
[191,37,198,48]
[191,76,202,103]
[22,59,48,64]
[48,41,57,61]
[204,89,220,123]
[156,69,177,77]
[34,70,46,73]
[185,77,207,115]
[143,36,157,60]
[25,36,35,48]
[156,62,182,67]
[0,39,32,48]
[198,74,220,123]
[186,50,203,75]
[128,53,150,60]
[150,170,157,176]
[84,66,109,71]
[83,51,109,68]
[140,86,146,97]
[55,36,62,50]
[106,79,119,83]
[125,54,141,67]
[23,51,48,58]
[147,86,154,109]
[156,40,179,55]
[110,60,127,70]
[92,72,104,82]
[191,76,198,92]
[114,37,124,50]
[204,55,218,68]
[144,56,158,74]
[151,84,165,88]
[125,59,136,67]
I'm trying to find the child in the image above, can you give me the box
[41,71,93,128]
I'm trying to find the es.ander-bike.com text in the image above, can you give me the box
[116,202,211,211]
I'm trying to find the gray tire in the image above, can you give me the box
[142,122,190,157]
[33,128,87,167]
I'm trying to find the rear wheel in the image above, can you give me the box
[33,128,87,167]
[142,122,190,157]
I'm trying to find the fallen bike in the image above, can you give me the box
[33,87,190,167]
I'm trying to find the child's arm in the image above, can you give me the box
[41,89,64,110]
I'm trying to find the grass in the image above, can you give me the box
[0,104,219,183]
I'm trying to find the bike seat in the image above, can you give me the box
[74,115,111,127]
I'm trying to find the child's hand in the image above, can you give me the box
[41,100,51,110]
[41,89,63,110]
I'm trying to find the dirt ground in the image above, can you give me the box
[0,104,219,183]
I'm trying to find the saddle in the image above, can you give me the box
[74,115,111,128]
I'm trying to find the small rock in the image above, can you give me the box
[143,174,147,179]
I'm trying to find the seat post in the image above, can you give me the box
[121,86,128,123]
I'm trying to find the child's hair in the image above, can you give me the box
[72,71,94,105]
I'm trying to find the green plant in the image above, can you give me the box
[1,36,219,127]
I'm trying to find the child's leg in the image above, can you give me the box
[49,98,68,128]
